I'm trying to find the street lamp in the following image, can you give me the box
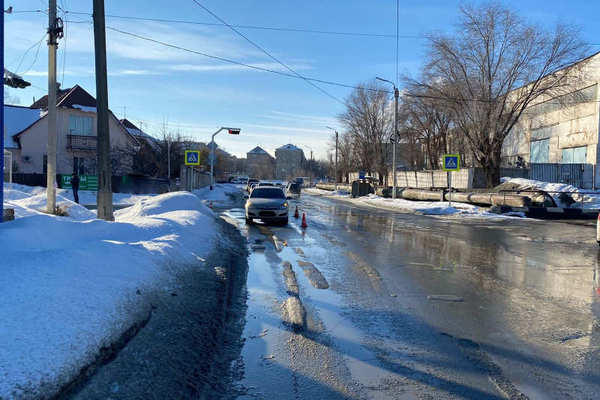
[209,126,241,190]
[326,126,338,191]
[376,77,399,200]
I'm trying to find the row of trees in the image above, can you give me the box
[332,3,588,187]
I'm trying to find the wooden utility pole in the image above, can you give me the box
[93,0,113,220]
[46,0,58,214]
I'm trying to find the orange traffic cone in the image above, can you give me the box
[301,212,308,228]
[294,206,299,219]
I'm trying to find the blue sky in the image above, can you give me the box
[5,0,600,159]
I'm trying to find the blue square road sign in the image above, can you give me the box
[442,154,460,171]
[185,150,201,166]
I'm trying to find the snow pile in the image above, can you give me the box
[0,189,219,398]
[193,183,242,205]
[5,182,155,207]
[501,177,600,208]
[353,193,481,216]
[305,188,520,218]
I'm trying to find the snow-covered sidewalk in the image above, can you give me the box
[0,183,238,399]
[304,188,524,218]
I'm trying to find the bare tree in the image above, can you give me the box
[401,84,452,169]
[339,81,392,184]
[414,2,587,186]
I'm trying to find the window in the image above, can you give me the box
[69,115,93,136]
[73,157,97,175]
[562,146,587,164]
[530,139,549,163]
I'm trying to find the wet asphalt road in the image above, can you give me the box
[219,193,600,400]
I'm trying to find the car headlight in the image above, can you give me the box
[281,201,288,209]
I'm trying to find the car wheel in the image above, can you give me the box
[246,217,253,224]
[279,218,288,226]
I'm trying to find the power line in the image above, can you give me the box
[13,33,46,75]
[62,10,413,39]
[188,0,345,105]
[103,24,389,96]
[11,9,600,46]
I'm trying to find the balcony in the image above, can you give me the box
[67,134,97,151]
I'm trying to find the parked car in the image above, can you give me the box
[286,182,302,197]
[258,181,275,187]
[245,186,289,225]
[246,178,259,192]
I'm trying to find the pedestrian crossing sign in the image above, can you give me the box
[185,150,201,166]
[442,154,460,171]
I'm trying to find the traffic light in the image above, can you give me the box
[227,128,241,135]
[4,69,31,89]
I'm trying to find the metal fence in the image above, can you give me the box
[3,150,12,183]
[180,166,210,191]
[529,163,594,189]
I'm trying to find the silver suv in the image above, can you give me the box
[245,186,288,225]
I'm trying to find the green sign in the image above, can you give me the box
[61,175,99,191]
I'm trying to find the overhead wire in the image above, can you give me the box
[13,33,46,75]
[188,0,345,105]
[62,10,414,39]
[60,0,68,85]
[11,9,600,107]
[101,24,391,95]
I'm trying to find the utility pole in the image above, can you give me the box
[326,126,339,191]
[46,0,60,214]
[335,131,338,191]
[167,136,171,180]
[93,0,113,220]
[393,87,399,199]
[376,77,399,199]
[1,0,5,222]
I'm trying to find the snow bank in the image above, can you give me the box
[5,183,155,207]
[305,189,520,219]
[0,189,219,398]
[501,177,600,208]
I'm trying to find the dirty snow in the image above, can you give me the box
[501,177,600,209]
[193,183,243,206]
[304,188,523,218]
[1,185,220,399]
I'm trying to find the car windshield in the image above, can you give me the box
[250,188,285,199]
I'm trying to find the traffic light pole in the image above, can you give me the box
[1,0,4,222]
[209,127,240,190]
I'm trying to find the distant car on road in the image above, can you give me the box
[258,181,275,187]
[286,182,301,197]
[245,187,289,225]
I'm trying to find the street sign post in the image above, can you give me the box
[184,150,201,166]
[442,154,460,207]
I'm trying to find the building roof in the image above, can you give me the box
[120,118,159,150]
[248,146,271,155]
[3,105,42,148]
[277,143,301,151]
[30,84,96,110]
